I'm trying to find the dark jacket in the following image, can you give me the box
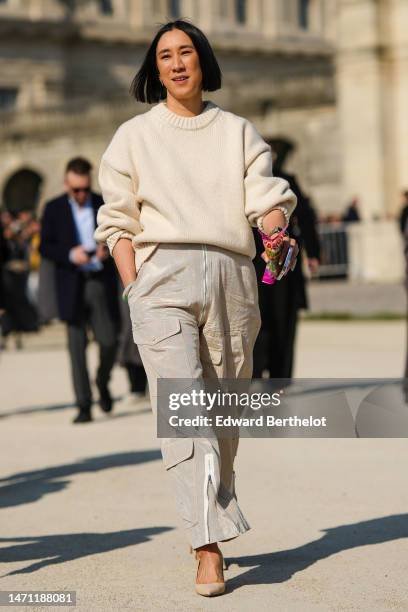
[0,221,7,310]
[399,204,408,236]
[39,192,119,324]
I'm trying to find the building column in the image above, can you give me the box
[336,0,385,220]
[387,0,408,214]
[309,0,324,35]
[335,0,408,282]
[245,0,262,32]
[197,0,218,31]
[128,0,152,28]
[260,0,281,38]
[182,0,199,21]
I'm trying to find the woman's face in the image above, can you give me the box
[156,29,203,101]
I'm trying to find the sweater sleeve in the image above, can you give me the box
[243,119,297,228]
[94,126,142,255]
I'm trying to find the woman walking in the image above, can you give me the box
[94,19,299,597]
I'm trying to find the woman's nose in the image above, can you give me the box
[172,57,185,71]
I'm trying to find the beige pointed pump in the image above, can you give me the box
[189,545,227,597]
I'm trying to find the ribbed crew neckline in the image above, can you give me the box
[151,99,221,130]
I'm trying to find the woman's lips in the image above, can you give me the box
[173,77,189,84]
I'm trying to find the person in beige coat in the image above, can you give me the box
[94,19,299,597]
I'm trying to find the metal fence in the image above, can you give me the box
[316,222,349,278]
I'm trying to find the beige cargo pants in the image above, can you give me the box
[126,243,261,549]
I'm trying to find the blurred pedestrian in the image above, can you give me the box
[0,209,40,347]
[0,216,7,342]
[40,157,119,423]
[398,190,408,235]
[253,140,320,379]
[342,197,361,223]
[399,190,408,400]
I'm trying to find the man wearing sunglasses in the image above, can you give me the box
[40,157,119,423]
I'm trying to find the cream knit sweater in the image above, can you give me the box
[94,99,297,272]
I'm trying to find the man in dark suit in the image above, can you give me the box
[40,157,119,423]
[253,140,320,380]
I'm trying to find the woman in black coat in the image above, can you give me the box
[253,168,320,380]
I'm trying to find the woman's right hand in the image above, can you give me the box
[122,277,138,302]
[123,278,136,292]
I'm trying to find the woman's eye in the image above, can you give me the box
[160,51,191,59]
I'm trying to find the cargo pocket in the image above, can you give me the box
[161,438,194,469]
[131,318,192,380]
[132,317,181,346]
[161,438,198,527]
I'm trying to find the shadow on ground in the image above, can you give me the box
[0,450,162,509]
[0,401,77,419]
[0,527,172,576]
[2,515,406,584]
[225,513,408,591]
[0,398,151,420]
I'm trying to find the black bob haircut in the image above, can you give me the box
[130,19,222,104]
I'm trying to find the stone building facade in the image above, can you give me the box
[0,0,406,280]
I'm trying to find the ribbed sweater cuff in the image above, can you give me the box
[106,230,134,256]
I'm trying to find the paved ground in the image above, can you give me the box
[1,320,408,611]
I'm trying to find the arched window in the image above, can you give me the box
[3,169,43,214]
[99,0,113,15]
[0,87,17,111]
[298,0,309,29]
[235,0,246,24]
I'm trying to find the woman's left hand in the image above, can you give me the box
[261,235,299,278]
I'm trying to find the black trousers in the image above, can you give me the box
[1,269,39,334]
[125,363,147,393]
[253,282,299,380]
[66,275,117,409]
